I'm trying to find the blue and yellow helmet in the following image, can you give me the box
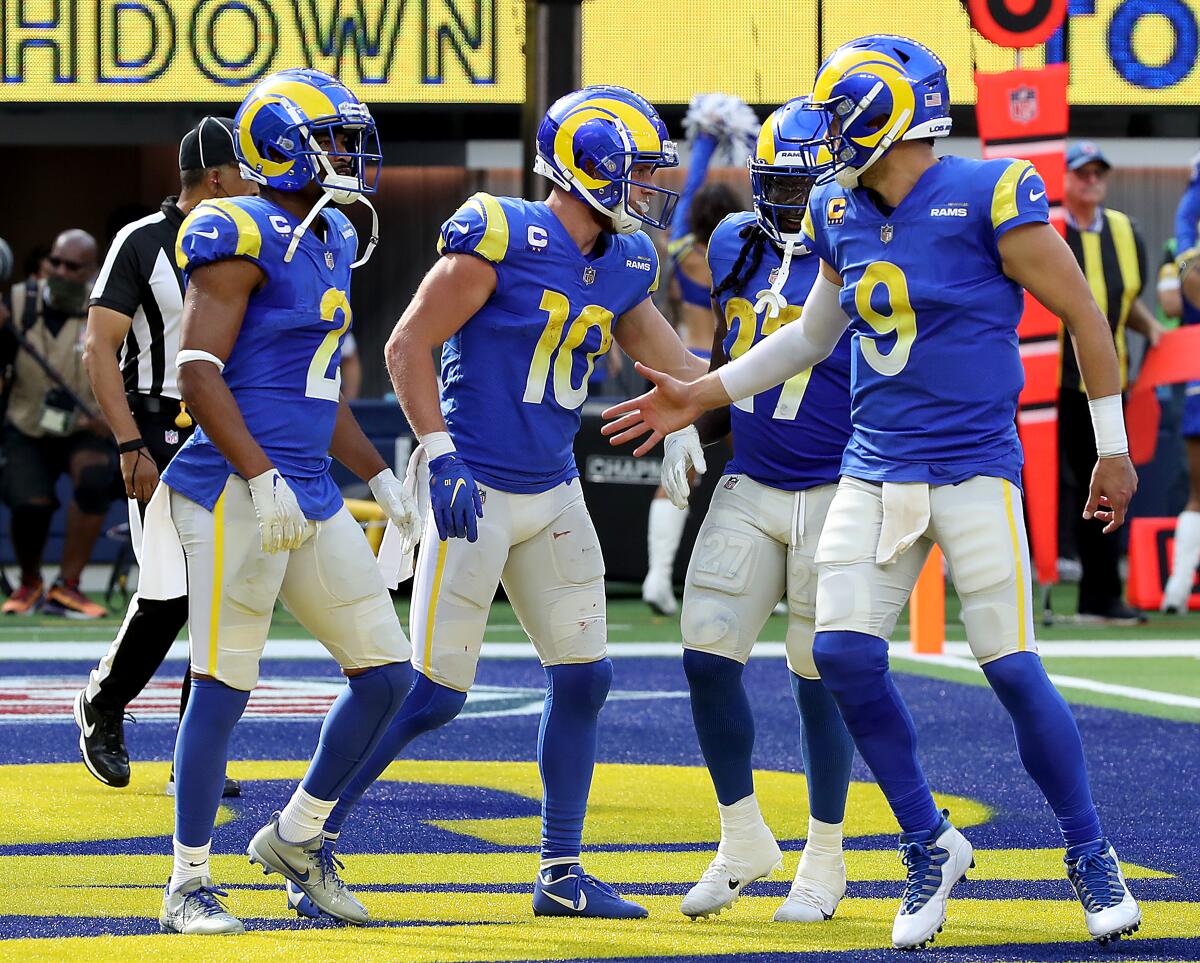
[234,68,381,196]
[749,97,834,246]
[810,35,951,188]
[534,85,679,234]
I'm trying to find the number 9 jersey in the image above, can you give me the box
[437,193,660,493]
[163,196,359,520]
[802,156,1050,488]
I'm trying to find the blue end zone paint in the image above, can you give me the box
[2,653,1197,955]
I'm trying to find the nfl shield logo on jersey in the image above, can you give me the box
[325,251,335,269]
[880,224,894,244]
[583,266,596,285]
[1009,85,1038,124]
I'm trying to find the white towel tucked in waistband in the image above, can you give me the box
[876,482,931,566]
[133,485,188,600]
[377,442,431,588]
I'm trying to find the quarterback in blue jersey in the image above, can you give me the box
[660,98,857,924]
[604,37,1141,949]
[156,69,419,934]
[313,85,708,919]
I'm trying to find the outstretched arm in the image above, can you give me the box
[613,296,709,382]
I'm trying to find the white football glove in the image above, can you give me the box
[368,468,420,545]
[661,426,707,510]
[247,469,307,554]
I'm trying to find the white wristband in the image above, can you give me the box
[419,430,456,460]
[1088,394,1128,458]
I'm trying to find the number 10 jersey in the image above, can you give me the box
[802,155,1050,488]
[437,193,660,493]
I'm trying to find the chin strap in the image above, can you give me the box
[753,239,799,319]
[283,145,380,267]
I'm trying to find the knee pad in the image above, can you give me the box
[784,617,818,679]
[812,630,889,704]
[74,463,116,514]
[546,658,612,716]
[680,596,741,656]
[402,673,467,733]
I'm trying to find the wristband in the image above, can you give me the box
[1088,394,1129,457]
[419,430,456,460]
[118,439,147,454]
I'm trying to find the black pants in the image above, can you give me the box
[1058,388,1124,614]
[90,398,193,715]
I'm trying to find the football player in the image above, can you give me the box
[602,36,1141,949]
[156,68,419,934]
[663,98,857,923]
[307,85,708,920]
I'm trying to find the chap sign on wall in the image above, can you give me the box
[0,0,1197,105]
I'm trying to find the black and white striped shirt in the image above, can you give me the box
[89,197,186,399]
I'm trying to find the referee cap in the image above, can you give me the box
[179,116,238,172]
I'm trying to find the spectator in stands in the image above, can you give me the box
[1,229,116,618]
[1059,142,1163,625]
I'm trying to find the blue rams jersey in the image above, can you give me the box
[803,155,1050,487]
[162,196,358,520]
[707,212,852,491]
[437,193,659,492]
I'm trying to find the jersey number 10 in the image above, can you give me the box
[523,289,614,409]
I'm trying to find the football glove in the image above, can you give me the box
[429,453,484,542]
[368,468,421,546]
[660,425,707,509]
[247,469,307,553]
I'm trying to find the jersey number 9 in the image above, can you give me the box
[855,262,917,377]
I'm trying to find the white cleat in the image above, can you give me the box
[773,851,846,922]
[159,877,244,935]
[1160,579,1191,614]
[642,570,678,616]
[891,816,974,950]
[681,830,783,919]
[1066,843,1142,944]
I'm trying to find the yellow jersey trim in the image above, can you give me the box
[990,160,1035,231]
[423,539,450,669]
[468,192,510,263]
[207,487,227,674]
[1002,480,1028,652]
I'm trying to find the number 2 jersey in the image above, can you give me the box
[803,155,1050,488]
[707,212,852,491]
[162,196,358,520]
[437,193,659,493]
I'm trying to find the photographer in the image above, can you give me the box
[1,229,115,618]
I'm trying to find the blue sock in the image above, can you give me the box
[301,661,413,801]
[322,671,462,837]
[538,659,612,864]
[790,672,855,824]
[683,649,755,806]
[174,677,250,847]
[982,652,1104,851]
[812,630,941,835]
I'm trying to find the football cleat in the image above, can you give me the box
[286,879,322,919]
[73,689,130,788]
[1065,843,1141,944]
[641,568,677,616]
[247,814,368,924]
[166,769,242,798]
[773,849,845,923]
[2,580,44,615]
[533,864,648,919]
[681,829,783,919]
[43,580,107,619]
[891,814,974,950]
[159,876,244,935]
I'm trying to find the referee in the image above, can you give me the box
[1060,141,1164,625]
[73,117,256,792]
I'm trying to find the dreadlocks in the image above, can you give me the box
[711,221,770,299]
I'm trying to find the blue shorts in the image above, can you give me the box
[1185,382,1200,439]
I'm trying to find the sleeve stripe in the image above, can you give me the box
[208,199,264,260]
[470,192,510,263]
[991,160,1035,230]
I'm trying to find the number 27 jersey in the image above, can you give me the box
[437,194,659,493]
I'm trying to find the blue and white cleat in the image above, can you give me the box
[1065,842,1141,944]
[159,876,244,935]
[891,814,974,950]
[286,879,322,919]
[533,864,648,919]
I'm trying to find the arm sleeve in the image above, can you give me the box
[671,132,719,243]
[175,199,269,281]
[89,226,142,316]
[717,272,849,401]
[991,160,1050,241]
[437,193,510,264]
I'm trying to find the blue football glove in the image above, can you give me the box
[429,453,484,542]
